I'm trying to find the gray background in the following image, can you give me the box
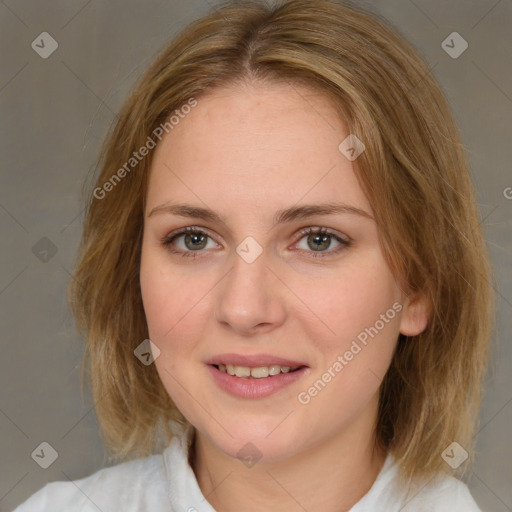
[1,0,511,511]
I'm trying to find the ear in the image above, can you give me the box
[399,292,430,336]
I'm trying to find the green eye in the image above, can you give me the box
[295,227,351,258]
[162,226,351,259]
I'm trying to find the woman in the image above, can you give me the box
[14,0,494,510]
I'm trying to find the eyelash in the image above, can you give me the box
[161,226,351,259]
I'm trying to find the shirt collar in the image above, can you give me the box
[163,422,400,512]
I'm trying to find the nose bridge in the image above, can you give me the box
[214,240,285,333]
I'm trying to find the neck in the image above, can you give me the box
[190,403,387,512]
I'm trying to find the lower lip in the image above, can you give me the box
[207,365,309,399]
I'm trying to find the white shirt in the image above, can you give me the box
[13,423,482,512]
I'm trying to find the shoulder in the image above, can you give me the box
[352,452,482,512]
[12,452,168,511]
[401,473,482,512]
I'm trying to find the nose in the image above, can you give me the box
[214,245,287,337]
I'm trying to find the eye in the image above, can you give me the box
[161,227,219,258]
[161,226,351,259]
[294,227,351,258]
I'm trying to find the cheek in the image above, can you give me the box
[140,243,194,333]
[289,255,402,422]
[289,251,402,355]
[293,263,401,428]
[139,247,212,418]
[140,263,176,341]
[139,246,218,363]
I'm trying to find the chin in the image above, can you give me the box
[196,417,306,466]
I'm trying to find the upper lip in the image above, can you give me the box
[205,353,308,368]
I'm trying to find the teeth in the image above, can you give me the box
[268,365,281,375]
[216,364,299,378]
[251,366,268,378]
[235,366,251,378]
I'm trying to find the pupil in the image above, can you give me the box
[309,233,329,251]
[186,233,206,250]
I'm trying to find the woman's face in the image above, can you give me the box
[140,81,427,463]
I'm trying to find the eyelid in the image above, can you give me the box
[295,226,352,243]
[291,227,351,258]
[161,226,220,252]
[162,225,218,243]
[162,225,350,243]
[161,225,351,258]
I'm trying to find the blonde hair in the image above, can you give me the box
[68,0,495,489]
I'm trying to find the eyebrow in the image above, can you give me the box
[147,202,374,225]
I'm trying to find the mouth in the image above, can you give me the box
[205,354,309,398]
[211,363,306,379]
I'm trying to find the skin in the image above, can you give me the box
[139,80,429,512]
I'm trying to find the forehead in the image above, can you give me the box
[146,82,372,218]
